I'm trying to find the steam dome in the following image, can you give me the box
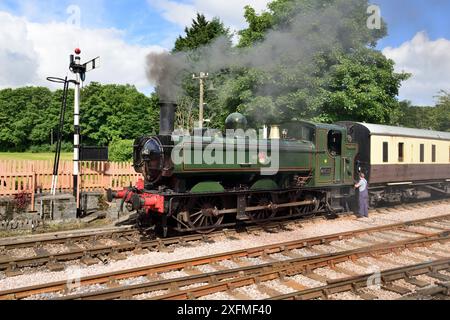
[225,113,247,130]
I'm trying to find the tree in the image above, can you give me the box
[172,13,233,129]
[80,83,159,146]
[0,84,160,151]
[320,48,410,124]
[173,13,230,53]
[396,92,450,132]
[220,0,408,126]
[432,91,450,132]
[0,87,54,151]
[238,6,274,48]
[238,0,387,48]
[397,101,435,130]
[108,139,134,162]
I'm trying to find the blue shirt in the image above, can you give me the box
[358,178,367,192]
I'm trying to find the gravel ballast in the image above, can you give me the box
[1,202,449,292]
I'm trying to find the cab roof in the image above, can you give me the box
[292,120,346,132]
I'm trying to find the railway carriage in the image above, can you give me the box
[338,122,450,205]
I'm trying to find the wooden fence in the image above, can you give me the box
[0,160,142,197]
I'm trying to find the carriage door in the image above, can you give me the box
[328,130,343,183]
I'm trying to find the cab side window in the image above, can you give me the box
[328,130,342,156]
[281,124,315,142]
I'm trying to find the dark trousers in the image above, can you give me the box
[358,191,369,217]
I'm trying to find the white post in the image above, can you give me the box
[193,72,208,129]
[73,56,81,217]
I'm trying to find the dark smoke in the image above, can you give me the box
[146,0,373,102]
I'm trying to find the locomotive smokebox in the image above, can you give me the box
[159,101,177,135]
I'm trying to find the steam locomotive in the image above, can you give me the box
[107,102,450,236]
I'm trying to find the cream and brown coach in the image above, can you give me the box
[338,122,450,205]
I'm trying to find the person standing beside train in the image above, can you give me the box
[355,172,369,218]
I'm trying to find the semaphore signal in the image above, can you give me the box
[69,49,100,218]
[48,49,100,218]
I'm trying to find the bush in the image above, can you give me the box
[28,143,73,153]
[109,139,134,162]
[28,144,53,153]
[60,142,73,152]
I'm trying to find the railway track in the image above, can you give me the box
[0,199,448,275]
[0,225,137,250]
[399,281,450,300]
[1,212,449,300]
[268,258,450,300]
[0,216,333,273]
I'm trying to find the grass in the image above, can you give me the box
[0,152,73,161]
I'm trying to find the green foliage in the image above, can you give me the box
[397,92,450,132]
[238,6,275,47]
[27,142,74,153]
[0,87,53,151]
[171,13,234,130]
[108,139,134,162]
[434,91,450,132]
[162,0,405,129]
[0,83,159,152]
[239,0,387,48]
[173,13,230,53]
[28,145,53,153]
[227,0,407,126]
[319,48,410,124]
[80,83,159,145]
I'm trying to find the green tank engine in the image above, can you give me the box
[109,102,358,236]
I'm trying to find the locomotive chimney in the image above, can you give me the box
[159,101,177,135]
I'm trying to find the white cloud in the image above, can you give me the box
[383,31,450,106]
[0,12,40,87]
[0,11,165,93]
[149,0,271,32]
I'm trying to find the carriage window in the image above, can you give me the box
[398,143,404,162]
[420,144,425,163]
[432,145,436,163]
[383,142,389,163]
[327,130,342,156]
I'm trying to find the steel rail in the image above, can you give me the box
[1,198,447,251]
[1,212,449,272]
[1,220,448,300]
[147,234,450,300]
[0,226,137,250]
[268,259,450,300]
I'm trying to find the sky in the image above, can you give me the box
[0,0,449,106]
